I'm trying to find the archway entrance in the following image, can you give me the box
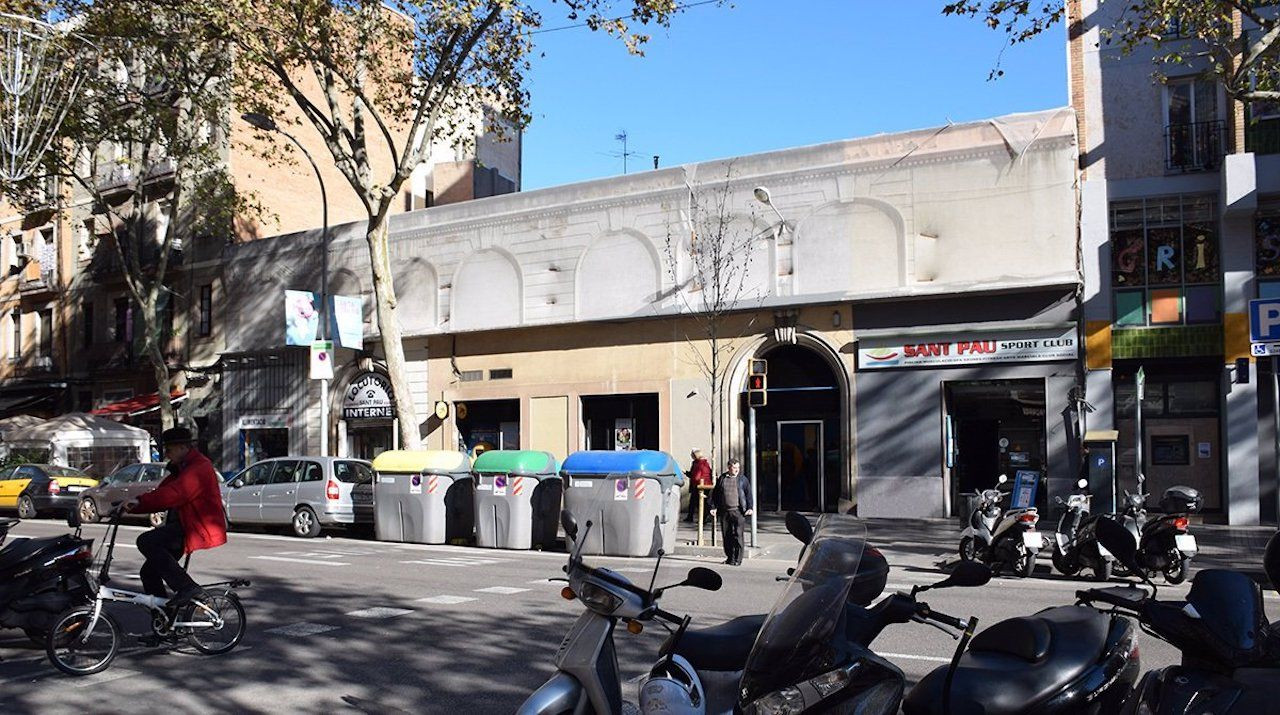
[752,344,841,512]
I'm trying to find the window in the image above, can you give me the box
[334,461,373,483]
[113,298,128,342]
[38,308,52,359]
[300,462,324,482]
[241,462,274,486]
[1110,196,1220,326]
[82,300,93,347]
[1115,379,1217,418]
[198,284,212,337]
[10,308,20,360]
[9,234,22,276]
[1164,78,1222,172]
[268,460,301,484]
[1151,435,1191,465]
[489,368,513,380]
[108,465,141,484]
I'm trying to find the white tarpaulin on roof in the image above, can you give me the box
[3,413,151,470]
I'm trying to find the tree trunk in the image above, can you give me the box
[366,216,420,450]
[142,311,175,431]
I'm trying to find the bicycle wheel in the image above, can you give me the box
[46,607,121,676]
[183,591,245,655]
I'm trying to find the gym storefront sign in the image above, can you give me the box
[342,372,395,419]
[857,331,1077,370]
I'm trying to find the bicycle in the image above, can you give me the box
[45,504,249,676]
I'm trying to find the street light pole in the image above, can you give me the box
[242,113,330,456]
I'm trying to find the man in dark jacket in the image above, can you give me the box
[710,458,753,566]
[124,427,228,606]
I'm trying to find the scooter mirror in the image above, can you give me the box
[1077,478,1089,490]
[684,567,722,592]
[785,511,814,545]
[941,561,992,589]
[1096,517,1139,571]
[560,510,579,540]
[66,506,81,529]
[997,474,1008,484]
[1264,531,1280,597]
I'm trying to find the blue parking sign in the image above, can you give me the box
[1250,298,1280,342]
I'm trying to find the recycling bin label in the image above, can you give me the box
[494,474,507,496]
[614,478,628,501]
[410,474,422,494]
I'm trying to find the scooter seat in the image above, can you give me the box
[903,606,1111,715]
[0,537,45,572]
[662,614,766,672]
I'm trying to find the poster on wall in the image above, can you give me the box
[858,330,1077,370]
[285,290,320,346]
[331,295,364,349]
[614,418,634,451]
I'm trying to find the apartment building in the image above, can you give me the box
[1070,1,1279,524]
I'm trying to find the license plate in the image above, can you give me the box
[1023,531,1043,549]
[67,486,85,493]
[1175,534,1197,553]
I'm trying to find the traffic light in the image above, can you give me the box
[748,359,767,407]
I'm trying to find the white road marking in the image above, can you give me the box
[250,556,349,566]
[346,607,413,619]
[72,668,140,688]
[612,567,653,573]
[528,578,560,585]
[881,652,951,663]
[474,586,529,595]
[417,595,477,605]
[402,557,507,567]
[266,622,339,637]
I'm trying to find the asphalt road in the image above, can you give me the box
[2,517,1276,713]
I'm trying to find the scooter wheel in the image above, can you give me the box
[1092,560,1113,582]
[958,537,976,562]
[1052,551,1081,577]
[1018,550,1036,578]
[1163,557,1190,585]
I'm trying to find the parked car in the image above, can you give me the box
[0,464,99,519]
[78,462,171,526]
[223,457,374,537]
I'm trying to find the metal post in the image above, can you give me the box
[748,404,758,548]
[1273,356,1279,515]
[1135,370,1144,497]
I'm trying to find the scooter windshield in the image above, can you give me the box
[740,515,867,703]
[1186,569,1266,660]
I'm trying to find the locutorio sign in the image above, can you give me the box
[858,330,1077,370]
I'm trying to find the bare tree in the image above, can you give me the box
[665,165,766,467]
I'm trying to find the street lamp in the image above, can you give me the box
[242,112,332,456]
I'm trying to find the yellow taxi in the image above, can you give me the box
[0,464,100,519]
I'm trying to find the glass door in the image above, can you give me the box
[776,420,824,512]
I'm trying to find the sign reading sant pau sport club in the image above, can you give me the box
[857,330,1078,370]
[342,372,395,419]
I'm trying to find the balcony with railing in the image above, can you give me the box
[1164,120,1225,173]
[18,256,58,296]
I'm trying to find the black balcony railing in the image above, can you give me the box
[1165,120,1225,172]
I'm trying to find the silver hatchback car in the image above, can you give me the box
[223,457,374,538]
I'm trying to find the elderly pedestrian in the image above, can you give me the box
[710,458,753,565]
[684,448,713,523]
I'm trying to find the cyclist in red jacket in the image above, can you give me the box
[124,427,227,604]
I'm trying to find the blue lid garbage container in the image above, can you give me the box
[372,450,473,544]
[473,450,560,550]
[560,450,684,557]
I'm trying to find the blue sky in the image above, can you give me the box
[521,0,1067,190]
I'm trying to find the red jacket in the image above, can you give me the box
[690,458,713,488]
[132,449,228,554]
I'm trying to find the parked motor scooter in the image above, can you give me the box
[1110,486,1202,584]
[0,515,95,646]
[1051,478,1115,581]
[516,510,723,714]
[1077,518,1280,714]
[959,474,1043,577]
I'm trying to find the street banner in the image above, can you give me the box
[331,295,363,349]
[285,290,320,346]
[310,340,334,380]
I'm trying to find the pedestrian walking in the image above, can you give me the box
[710,458,753,565]
[684,448,713,523]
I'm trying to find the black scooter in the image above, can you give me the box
[0,516,95,644]
[1052,478,1115,581]
[1111,487,1201,584]
[1076,518,1280,714]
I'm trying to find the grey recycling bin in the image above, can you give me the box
[371,450,473,545]
[560,450,684,557]
[473,450,561,550]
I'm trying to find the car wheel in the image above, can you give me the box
[17,495,37,520]
[149,512,167,528]
[292,507,321,538]
[79,499,100,524]
[958,537,976,562]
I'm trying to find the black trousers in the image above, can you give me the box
[137,522,196,598]
[721,508,745,564]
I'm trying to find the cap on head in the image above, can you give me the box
[161,426,194,447]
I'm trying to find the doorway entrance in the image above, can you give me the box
[750,344,841,513]
[946,379,1047,514]
[456,399,520,458]
[347,421,394,461]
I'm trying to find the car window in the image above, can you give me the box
[108,465,139,484]
[241,462,275,487]
[47,466,89,479]
[334,461,373,484]
[268,460,301,485]
[299,462,324,483]
[138,465,162,482]
[15,466,43,480]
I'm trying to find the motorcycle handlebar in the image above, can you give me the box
[651,607,683,625]
[916,601,965,630]
[1076,588,1143,611]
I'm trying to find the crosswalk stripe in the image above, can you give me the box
[474,586,529,595]
[401,558,506,567]
[251,556,350,566]
[346,607,414,619]
[417,595,477,605]
[266,622,339,637]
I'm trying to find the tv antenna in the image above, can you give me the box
[611,130,641,174]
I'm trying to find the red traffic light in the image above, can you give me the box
[748,375,765,390]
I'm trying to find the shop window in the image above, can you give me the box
[198,284,212,337]
[1256,212,1280,294]
[1115,379,1215,418]
[1167,381,1218,415]
[1150,435,1191,465]
[489,368,513,380]
[1110,196,1219,327]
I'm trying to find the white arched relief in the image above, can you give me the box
[328,268,372,326]
[575,230,661,320]
[451,248,522,330]
[393,257,438,335]
[792,198,906,296]
[675,212,775,306]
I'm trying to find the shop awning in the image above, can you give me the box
[91,391,187,418]
[0,392,56,416]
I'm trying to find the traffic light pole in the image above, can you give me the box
[748,404,758,548]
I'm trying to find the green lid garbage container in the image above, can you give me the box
[473,450,561,550]
[372,450,473,544]
[560,450,684,557]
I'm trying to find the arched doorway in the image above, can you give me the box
[752,344,842,512]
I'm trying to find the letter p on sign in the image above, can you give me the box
[1250,299,1280,342]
